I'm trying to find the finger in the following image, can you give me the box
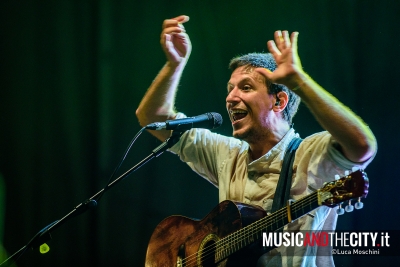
[163,34,179,55]
[163,34,174,50]
[275,30,289,51]
[275,30,283,42]
[254,67,274,81]
[161,32,189,47]
[163,15,189,29]
[267,40,281,57]
[160,33,169,46]
[163,19,180,29]
[291,31,299,52]
[171,15,190,24]
[274,30,285,49]
[162,26,185,35]
[172,32,188,40]
[282,30,291,48]
[177,23,186,32]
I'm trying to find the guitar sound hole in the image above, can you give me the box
[201,240,216,267]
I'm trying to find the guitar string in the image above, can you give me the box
[181,192,318,265]
[183,175,353,265]
[181,201,314,266]
[181,192,319,265]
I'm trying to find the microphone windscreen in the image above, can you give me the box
[208,112,223,129]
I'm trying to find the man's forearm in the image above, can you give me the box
[293,73,377,163]
[136,61,186,141]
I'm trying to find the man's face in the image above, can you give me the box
[226,66,276,142]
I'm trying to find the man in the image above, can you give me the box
[136,15,377,267]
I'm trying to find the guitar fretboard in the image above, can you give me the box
[214,190,321,262]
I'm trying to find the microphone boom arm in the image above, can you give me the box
[0,130,186,267]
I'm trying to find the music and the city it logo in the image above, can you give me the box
[262,231,391,255]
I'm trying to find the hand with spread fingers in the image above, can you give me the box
[160,15,192,66]
[256,30,305,90]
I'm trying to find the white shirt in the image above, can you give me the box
[169,114,374,266]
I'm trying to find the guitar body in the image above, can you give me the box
[145,170,369,267]
[145,200,267,267]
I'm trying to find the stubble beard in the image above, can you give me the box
[232,124,272,144]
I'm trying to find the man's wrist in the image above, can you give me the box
[166,59,187,72]
[286,71,311,91]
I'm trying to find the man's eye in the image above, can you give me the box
[243,85,251,91]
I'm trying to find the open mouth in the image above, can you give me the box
[229,109,248,123]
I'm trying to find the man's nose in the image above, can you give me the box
[226,88,240,105]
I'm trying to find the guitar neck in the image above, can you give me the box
[215,190,321,262]
[147,170,367,267]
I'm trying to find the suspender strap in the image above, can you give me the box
[271,137,303,213]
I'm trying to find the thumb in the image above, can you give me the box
[255,67,274,81]
[172,15,190,24]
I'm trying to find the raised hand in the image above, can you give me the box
[160,15,192,66]
[256,31,305,89]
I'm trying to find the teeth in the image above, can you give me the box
[229,110,247,114]
[229,109,247,122]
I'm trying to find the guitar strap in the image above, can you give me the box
[271,137,303,213]
[256,137,303,266]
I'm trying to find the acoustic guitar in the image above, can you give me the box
[145,170,368,267]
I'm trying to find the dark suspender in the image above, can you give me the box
[271,137,303,213]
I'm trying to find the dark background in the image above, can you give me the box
[0,0,398,266]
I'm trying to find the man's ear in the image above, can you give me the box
[273,91,289,112]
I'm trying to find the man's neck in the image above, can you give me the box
[248,125,291,161]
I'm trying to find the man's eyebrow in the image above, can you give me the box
[227,77,254,88]
[241,77,254,83]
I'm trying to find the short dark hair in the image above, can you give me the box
[229,53,300,124]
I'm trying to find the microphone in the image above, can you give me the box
[145,112,223,131]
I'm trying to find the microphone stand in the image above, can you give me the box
[1,130,185,267]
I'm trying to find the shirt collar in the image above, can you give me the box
[247,128,298,173]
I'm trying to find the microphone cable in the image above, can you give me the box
[94,126,146,203]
